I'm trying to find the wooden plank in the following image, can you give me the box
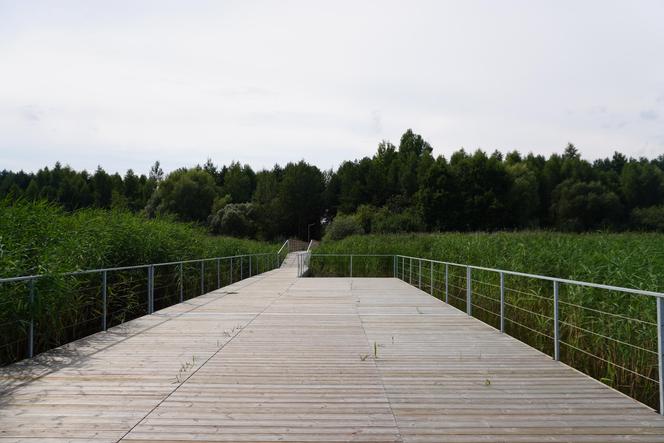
[0,256,663,442]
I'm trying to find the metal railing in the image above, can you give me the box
[0,252,280,366]
[277,240,289,266]
[301,252,664,414]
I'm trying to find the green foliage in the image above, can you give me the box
[0,200,274,277]
[631,205,664,231]
[146,168,219,222]
[275,161,325,239]
[221,162,255,203]
[0,162,157,213]
[323,213,364,241]
[370,207,425,234]
[209,203,257,238]
[2,130,664,237]
[550,180,623,230]
[0,200,276,365]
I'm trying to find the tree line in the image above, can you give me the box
[2,129,664,239]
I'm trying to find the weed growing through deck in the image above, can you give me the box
[173,354,197,384]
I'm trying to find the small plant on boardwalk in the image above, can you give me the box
[173,355,197,384]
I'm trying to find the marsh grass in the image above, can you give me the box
[310,232,663,410]
[0,200,276,365]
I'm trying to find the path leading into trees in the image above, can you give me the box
[1,254,664,442]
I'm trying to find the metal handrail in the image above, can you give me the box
[394,254,664,299]
[277,239,289,255]
[0,253,276,283]
[0,250,282,364]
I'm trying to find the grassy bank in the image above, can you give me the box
[312,232,663,410]
[0,200,278,365]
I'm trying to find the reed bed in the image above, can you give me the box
[0,201,277,365]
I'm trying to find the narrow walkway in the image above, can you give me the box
[1,255,663,442]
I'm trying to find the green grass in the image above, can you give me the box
[0,200,278,365]
[311,232,664,410]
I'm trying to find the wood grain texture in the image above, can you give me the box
[1,254,663,442]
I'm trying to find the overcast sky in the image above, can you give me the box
[1,0,663,175]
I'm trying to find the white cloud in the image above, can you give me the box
[1,0,663,174]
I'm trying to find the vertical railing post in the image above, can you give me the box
[28,279,35,358]
[217,258,221,289]
[658,297,664,415]
[499,272,505,333]
[430,261,434,296]
[466,267,472,316]
[402,257,405,280]
[418,259,422,289]
[151,265,155,313]
[146,267,150,314]
[230,257,233,283]
[349,255,353,278]
[240,256,244,280]
[249,255,252,277]
[200,261,205,295]
[444,264,449,303]
[553,281,560,361]
[179,262,184,303]
[102,271,107,331]
[409,258,412,284]
[393,256,396,278]
[148,265,154,314]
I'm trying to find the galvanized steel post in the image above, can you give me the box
[393,256,396,278]
[349,255,353,278]
[200,261,204,295]
[217,258,221,289]
[499,271,505,333]
[418,259,422,289]
[466,267,472,316]
[409,258,412,284]
[179,262,184,303]
[658,297,664,415]
[430,261,434,296]
[553,281,560,361]
[402,256,405,280]
[28,279,35,358]
[150,265,155,313]
[102,270,107,331]
[147,266,154,314]
[230,257,233,284]
[249,255,252,277]
[445,263,449,303]
[240,256,243,280]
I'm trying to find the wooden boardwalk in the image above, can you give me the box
[1,255,664,442]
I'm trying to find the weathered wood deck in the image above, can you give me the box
[1,255,664,442]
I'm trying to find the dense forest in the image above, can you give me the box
[2,129,664,239]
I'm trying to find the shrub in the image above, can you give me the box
[145,168,219,222]
[209,203,257,238]
[631,205,664,231]
[323,214,364,241]
[371,207,425,233]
